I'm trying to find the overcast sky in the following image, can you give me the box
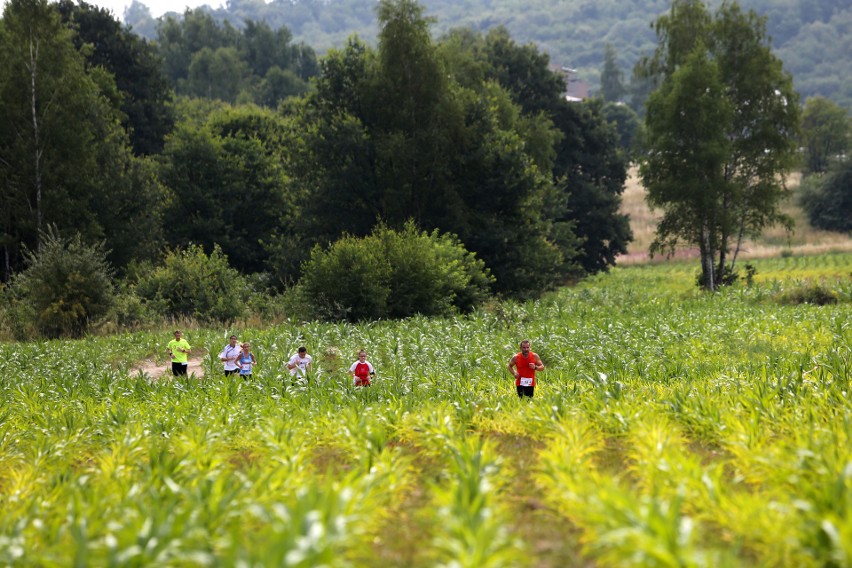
[108,0,221,19]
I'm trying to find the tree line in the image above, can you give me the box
[2,0,848,337]
[125,0,852,111]
[0,0,633,335]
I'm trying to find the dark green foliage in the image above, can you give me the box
[97,156,169,271]
[159,102,291,274]
[600,43,625,102]
[56,0,175,155]
[134,244,247,322]
[799,160,852,233]
[454,28,631,275]
[478,26,566,115]
[774,283,840,305]
[185,46,248,103]
[154,9,317,107]
[156,9,240,85]
[800,96,850,174]
[285,5,583,298]
[107,285,153,328]
[299,223,493,321]
[0,0,131,280]
[550,98,632,274]
[299,236,390,322]
[7,228,115,338]
[601,102,642,158]
[255,66,310,107]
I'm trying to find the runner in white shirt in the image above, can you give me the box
[218,335,241,376]
[287,346,313,380]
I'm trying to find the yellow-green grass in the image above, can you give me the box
[1,255,849,566]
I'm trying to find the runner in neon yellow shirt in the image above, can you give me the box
[167,330,192,376]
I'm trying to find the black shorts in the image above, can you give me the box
[224,369,238,376]
[517,385,534,398]
[172,362,188,376]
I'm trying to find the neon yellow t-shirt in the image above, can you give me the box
[168,338,191,363]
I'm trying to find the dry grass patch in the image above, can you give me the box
[619,167,852,264]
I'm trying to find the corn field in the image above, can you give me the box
[1,253,850,567]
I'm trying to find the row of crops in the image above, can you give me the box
[1,253,850,566]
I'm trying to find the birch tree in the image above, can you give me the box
[637,0,800,290]
[0,0,117,279]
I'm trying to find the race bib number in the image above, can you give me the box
[519,377,533,387]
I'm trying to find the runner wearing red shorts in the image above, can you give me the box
[349,350,375,387]
[508,339,545,398]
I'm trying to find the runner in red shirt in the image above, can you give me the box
[349,350,375,387]
[508,339,545,398]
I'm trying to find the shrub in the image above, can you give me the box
[107,285,154,329]
[300,223,494,321]
[799,160,852,233]
[693,262,754,289]
[134,244,248,323]
[6,229,115,338]
[300,235,392,321]
[774,282,840,306]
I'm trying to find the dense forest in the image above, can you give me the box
[123,0,852,110]
[1,0,638,336]
[2,0,848,338]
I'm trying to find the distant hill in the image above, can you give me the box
[124,0,852,110]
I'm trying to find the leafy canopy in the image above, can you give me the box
[639,0,800,290]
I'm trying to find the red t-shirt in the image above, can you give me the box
[515,351,538,387]
[349,360,374,386]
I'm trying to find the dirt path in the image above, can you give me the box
[132,355,206,381]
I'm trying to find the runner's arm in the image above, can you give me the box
[508,356,519,378]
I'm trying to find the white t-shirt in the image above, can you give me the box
[219,344,241,371]
[348,361,375,374]
[288,353,312,377]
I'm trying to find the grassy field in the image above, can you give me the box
[619,168,852,263]
[1,253,850,566]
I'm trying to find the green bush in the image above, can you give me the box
[299,223,494,321]
[301,235,391,321]
[107,286,154,329]
[134,244,248,323]
[799,160,852,233]
[6,229,115,338]
[774,282,840,306]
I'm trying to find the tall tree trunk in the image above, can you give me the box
[715,183,731,286]
[700,220,715,292]
[729,205,748,278]
[27,31,44,249]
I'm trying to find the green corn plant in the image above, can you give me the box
[538,414,738,567]
[430,433,521,568]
